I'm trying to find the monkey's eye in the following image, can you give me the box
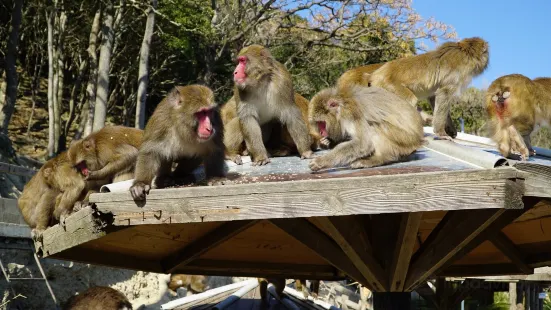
[237,56,247,63]
[328,100,339,108]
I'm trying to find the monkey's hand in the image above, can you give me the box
[31,229,44,243]
[251,155,271,166]
[300,150,314,159]
[59,211,70,230]
[309,157,328,171]
[226,154,243,165]
[319,137,331,148]
[130,182,151,201]
[433,134,454,141]
[84,170,102,180]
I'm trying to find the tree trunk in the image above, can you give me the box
[84,8,101,137]
[0,0,23,134]
[93,1,115,131]
[46,9,56,158]
[27,54,43,136]
[64,59,88,139]
[55,10,67,152]
[135,0,157,129]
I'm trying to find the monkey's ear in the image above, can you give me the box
[83,139,94,150]
[166,88,182,106]
[43,168,52,177]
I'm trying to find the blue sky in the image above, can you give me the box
[412,0,551,89]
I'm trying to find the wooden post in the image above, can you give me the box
[372,292,411,310]
[510,283,517,310]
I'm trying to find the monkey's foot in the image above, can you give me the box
[350,157,384,169]
[31,229,44,243]
[433,134,454,141]
[251,156,271,166]
[59,213,70,230]
[308,157,328,171]
[241,149,250,156]
[226,154,243,165]
[130,182,151,201]
[300,150,314,159]
[73,201,88,213]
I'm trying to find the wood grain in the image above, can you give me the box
[389,212,422,292]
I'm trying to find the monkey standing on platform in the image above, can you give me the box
[130,85,226,200]
[486,74,551,160]
[308,86,424,171]
[368,37,489,139]
[335,63,385,90]
[224,45,314,166]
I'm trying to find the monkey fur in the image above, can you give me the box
[130,85,226,200]
[335,63,385,90]
[226,44,314,166]
[167,274,208,294]
[368,37,489,139]
[68,126,143,183]
[63,286,132,310]
[309,86,424,171]
[295,279,320,298]
[222,92,321,162]
[486,74,551,160]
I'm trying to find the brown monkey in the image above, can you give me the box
[225,44,313,166]
[130,85,226,200]
[223,92,322,162]
[18,152,93,240]
[258,278,286,303]
[335,63,385,90]
[167,274,208,294]
[295,279,320,298]
[309,86,424,171]
[63,286,132,310]
[368,37,489,139]
[68,126,143,183]
[486,74,551,160]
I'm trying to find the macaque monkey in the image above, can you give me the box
[225,44,313,166]
[335,63,385,90]
[130,85,226,200]
[308,86,424,171]
[18,152,93,240]
[223,92,321,161]
[486,74,551,160]
[167,274,208,294]
[295,279,320,298]
[63,286,132,310]
[368,37,490,139]
[258,278,286,303]
[68,126,143,183]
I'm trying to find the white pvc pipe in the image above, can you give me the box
[213,279,259,310]
[99,179,134,193]
[161,279,255,310]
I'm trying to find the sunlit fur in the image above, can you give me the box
[309,88,347,145]
[486,74,551,159]
[63,286,132,310]
[308,85,424,171]
[335,63,385,90]
[368,37,489,138]
[225,44,313,165]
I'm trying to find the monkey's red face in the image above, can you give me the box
[233,56,248,86]
[75,162,89,177]
[491,90,510,119]
[317,121,328,137]
[195,108,215,141]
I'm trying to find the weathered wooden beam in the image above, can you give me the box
[270,218,370,289]
[161,220,258,273]
[434,197,536,276]
[175,259,343,280]
[89,169,523,226]
[370,214,401,272]
[439,264,530,277]
[389,212,422,292]
[405,209,509,291]
[449,279,482,308]
[315,216,387,291]
[491,232,532,274]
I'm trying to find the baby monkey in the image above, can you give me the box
[308,86,424,171]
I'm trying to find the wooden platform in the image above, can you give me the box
[33,131,551,293]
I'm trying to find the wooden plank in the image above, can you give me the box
[405,209,509,291]
[514,163,551,198]
[439,264,531,277]
[389,212,422,292]
[174,259,343,280]
[0,162,37,177]
[434,197,537,275]
[491,232,532,274]
[270,218,370,288]
[161,220,258,273]
[90,169,523,227]
[36,206,120,257]
[314,216,387,291]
